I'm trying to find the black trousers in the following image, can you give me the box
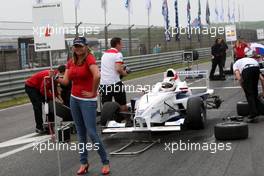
[210,58,224,78]
[241,67,260,116]
[25,85,44,130]
[99,81,127,106]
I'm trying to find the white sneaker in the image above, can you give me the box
[107,121,126,128]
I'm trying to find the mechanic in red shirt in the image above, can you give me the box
[57,37,110,175]
[25,65,65,134]
[234,39,249,61]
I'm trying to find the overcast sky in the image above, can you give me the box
[0,0,263,27]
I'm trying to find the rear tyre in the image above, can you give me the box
[236,101,250,116]
[214,122,248,140]
[185,97,206,130]
[101,102,121,126]
[257,94,264,115]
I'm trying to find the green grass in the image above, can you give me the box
[0,58,210,110]
[0,95,29,110]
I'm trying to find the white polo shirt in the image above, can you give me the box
[100,48,124,85]
[233,57,259,73]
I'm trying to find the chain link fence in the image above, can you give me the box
[0,21,259,72]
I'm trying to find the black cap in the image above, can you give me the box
[73,37,87,46]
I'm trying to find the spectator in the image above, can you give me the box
[139,44,147,55]
[156,43,161,53]
[220,38,228,68]
[234,39,249,61]
[210,38,226,80]
[57,37,110,175]
[153,44,161,54]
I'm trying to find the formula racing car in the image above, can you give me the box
[101,69,222,133]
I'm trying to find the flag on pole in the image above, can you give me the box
[174,0,180,40]
[125,0,130,8]
[238,3,241,23]
[146,0,151,11]
[74,0,80,9]
[191,18,200,28]
[146,0,151,27]
[220,0,224,22]
[36,0,43,4]
[197,0,202,41]
[125,0,132,14]
[101,0,107,11]
[215,0,219,22]
[198,0,201,28]
[187,0,191,39]
[227,0,231,23]
[231,1,236,23]
[162,0,171,41]
[206,0,211,25]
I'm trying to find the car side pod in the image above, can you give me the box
[214,120,248,140]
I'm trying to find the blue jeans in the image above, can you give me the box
[70,96,109,165]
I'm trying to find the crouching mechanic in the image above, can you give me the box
[233,57,260,122]
[25,65,65,134]
[99,37,130,115]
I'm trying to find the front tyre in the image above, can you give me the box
[185,97,206,130]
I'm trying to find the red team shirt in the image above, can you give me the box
[66,54,97,98]
[25,70,58,99]
[234,43,248,59]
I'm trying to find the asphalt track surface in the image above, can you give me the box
[1,60,264,176]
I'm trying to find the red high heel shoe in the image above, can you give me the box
[101,164,110,175]
[77,164,89,175]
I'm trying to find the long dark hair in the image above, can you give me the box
[215,37,221,44]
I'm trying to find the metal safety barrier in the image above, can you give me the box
[0,47,210,101]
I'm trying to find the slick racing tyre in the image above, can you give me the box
[236,101,250,117]
[185,97,206,130]
[237,97,264,116]
[257,94,264,115]
[214,122,248,140]
[101,102,121,126]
